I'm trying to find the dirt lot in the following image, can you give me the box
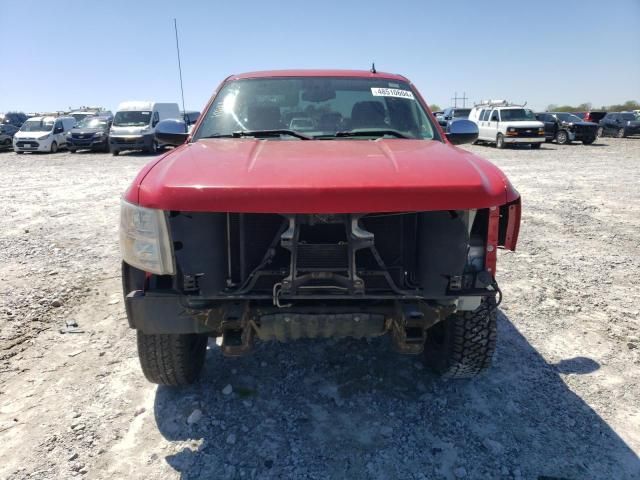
[0,138,639,480]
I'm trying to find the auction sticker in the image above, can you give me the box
[371,87,415,100]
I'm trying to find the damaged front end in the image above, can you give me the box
[123,201,520,356]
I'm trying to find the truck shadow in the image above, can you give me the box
[153,312,640,479]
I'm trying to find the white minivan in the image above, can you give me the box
[109,101,180,155]
[469,101,545,149]
[13,116,76,154]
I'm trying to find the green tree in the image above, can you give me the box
[429,104,442,112]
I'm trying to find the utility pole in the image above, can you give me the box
[451,92,468,108]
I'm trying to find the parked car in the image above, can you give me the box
[598,112,640,138]
[110,101,180,155]
[68,108,113,123]
[535,112,598,145]
[182,110,201,134]
[121,69,521,386]
[13,116,76,154]
[573,111,607,124]
[66,115,112,153]
[438,107,471,129]
[1,112,28,128]
[469,101,544,149]
[0,124,19,148]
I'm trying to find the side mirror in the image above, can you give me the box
[152,119,159,127]
[54,127,63,134]
[446,119,478,145]
[155,119,188,146]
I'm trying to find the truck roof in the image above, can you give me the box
[229,69,409,82]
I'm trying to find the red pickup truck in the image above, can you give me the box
[120,70,521,385]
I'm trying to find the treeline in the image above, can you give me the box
[546,100,639,112]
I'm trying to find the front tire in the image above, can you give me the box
[50,141,58,153]
[531,143,541,149]
[583,137,596,145]
[555,130,569,144]
[496,133,505,149]
[597,126,604,137]
[616,128,626,138]
[424,298,497,378]
[68,147,76,153]
[137,332,208,385]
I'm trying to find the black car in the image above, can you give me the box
[535,112,598,145]
[1,112,28,128]
[0,124,19,147]
[66,116,112,152]
[598,112,640,138]
[438,107,471,129]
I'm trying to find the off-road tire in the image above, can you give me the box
[50,141,58,153]
[137,331,208,385]
[616,128,626,138]
[555,130,569,144]
[496,134,505,149]
[424,298,497,378]
[596,126,604,137]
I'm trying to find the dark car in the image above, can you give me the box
[1,112,28,128]
[66,116,112,152]
[438,107,471,128]
[598,112,640,138]
[535,112,598,145]
[182,110,201,133]
[0,124,19,148]
[574,111,607,124]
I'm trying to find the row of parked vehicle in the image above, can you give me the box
[1,103,200,155]
[434,102,640,148]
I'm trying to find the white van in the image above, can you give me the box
[469,101,545,149]
[13,116,76,154]
[109,101,180,155]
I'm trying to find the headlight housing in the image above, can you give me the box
[94,131,104,136]
[507,127,515,132]
[38,134,50,140]
[120,200,175,275]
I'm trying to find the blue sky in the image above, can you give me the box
[1,0,639,113]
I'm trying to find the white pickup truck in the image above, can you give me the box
[469,101,545,149]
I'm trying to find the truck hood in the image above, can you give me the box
[131,139,518,213]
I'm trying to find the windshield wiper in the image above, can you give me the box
[205,129,311,140]
[333,129,412,139]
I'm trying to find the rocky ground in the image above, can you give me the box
[0,138,639,480]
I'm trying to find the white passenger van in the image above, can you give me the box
[469,100,545,149]
[109,101,180,155]
[13,116,76,154]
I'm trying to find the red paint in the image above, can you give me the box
[128,139,519,214]
[486,206,500,275]
[229,69,409,82]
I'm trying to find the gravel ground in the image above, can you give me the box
[0,139,639,480]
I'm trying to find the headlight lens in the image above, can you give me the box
[94,131,104,136]
[120,200,175,275]
[38,134,50,140]
[507,127,515,132]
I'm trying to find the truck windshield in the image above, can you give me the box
[113,111,152,127]
[194,77,437,140]
[500,109,536,121]
[453,109,471,118]
[556,113,583,123]
[76,117,109,129]
[20,119,54,132]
